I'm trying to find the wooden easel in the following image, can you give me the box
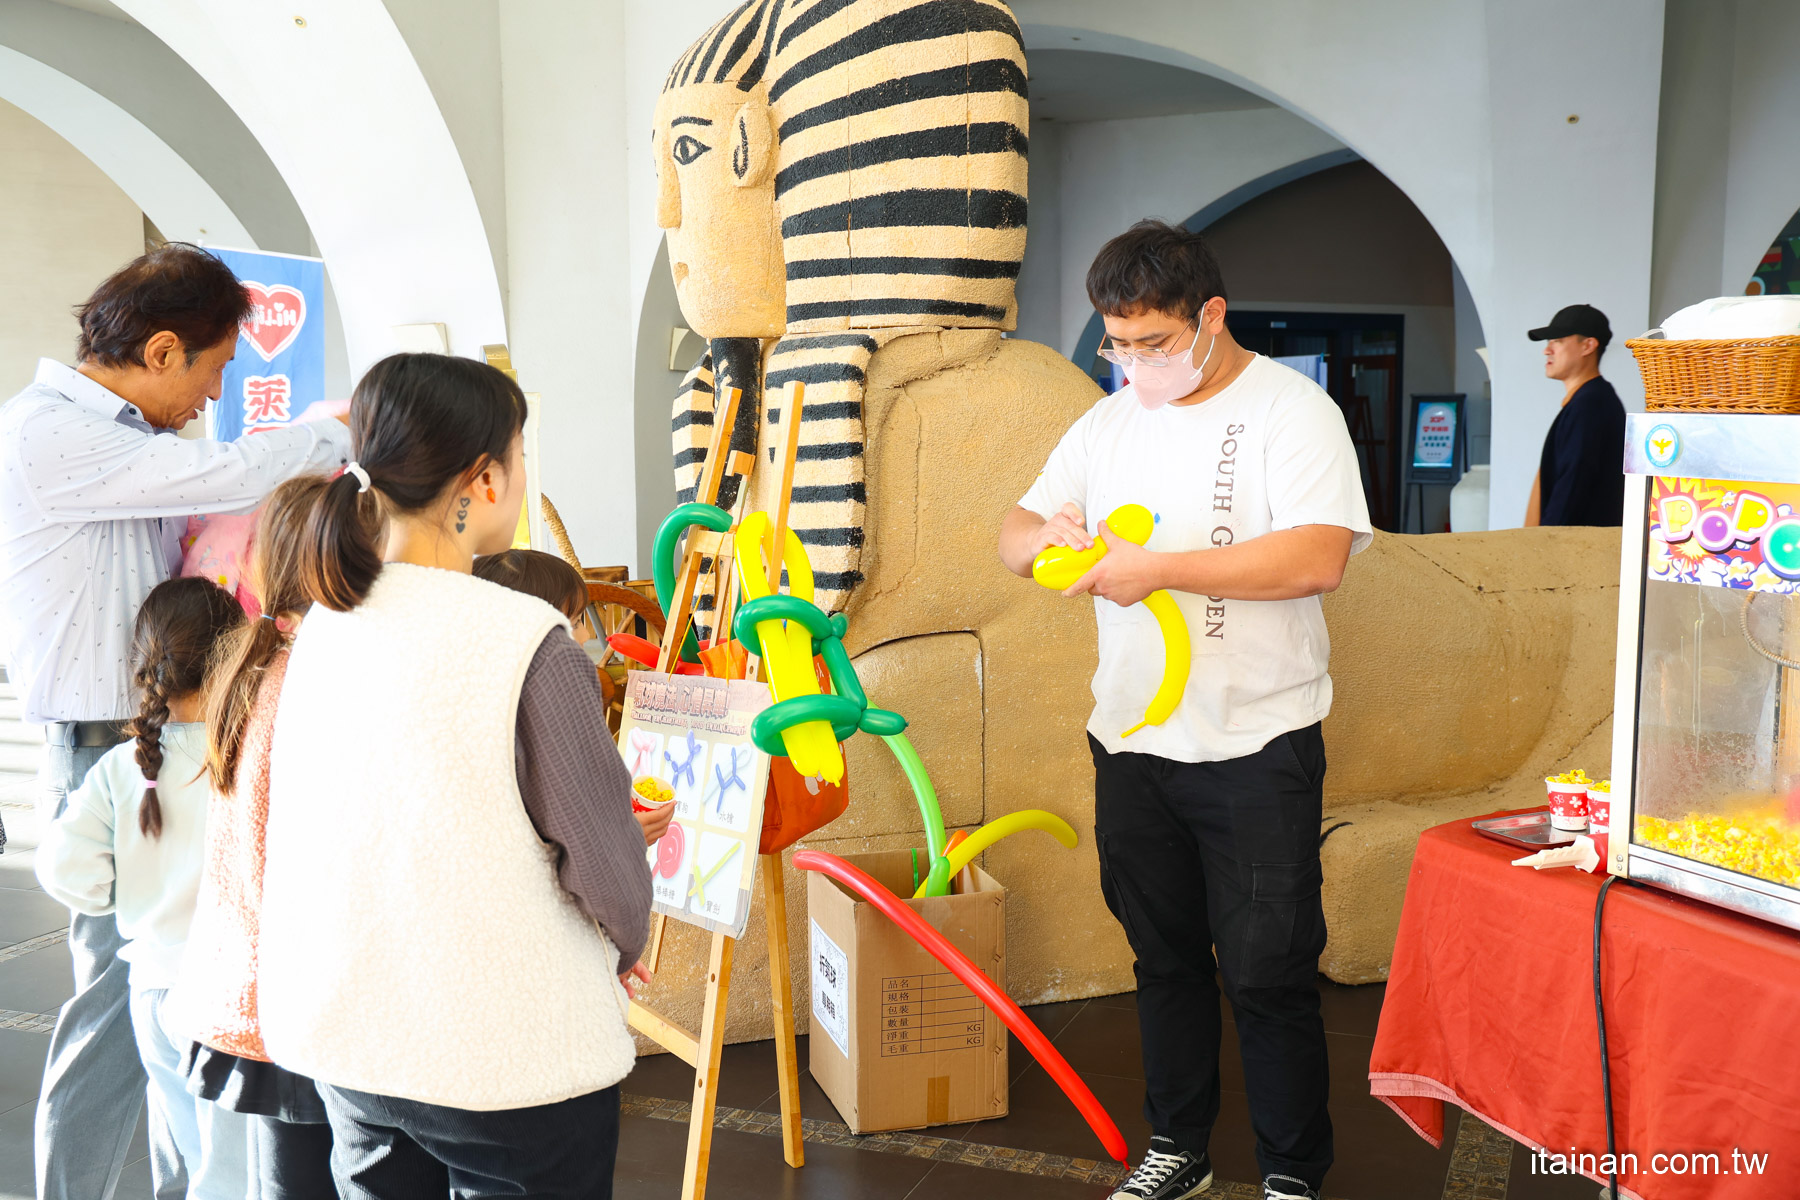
[629,381,809,1200]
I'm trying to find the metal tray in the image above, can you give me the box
[1470,809,1578,849]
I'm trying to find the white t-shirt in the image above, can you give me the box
[1019,353,1372,764]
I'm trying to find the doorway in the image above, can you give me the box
[1228,310,1405,531]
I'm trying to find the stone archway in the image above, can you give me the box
[114,0,506,373]
[0,43,254,247]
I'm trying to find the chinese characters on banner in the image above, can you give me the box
[206,247,326,441]
[1412,401,1457,469]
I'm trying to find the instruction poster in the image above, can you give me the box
[618,671,774,939]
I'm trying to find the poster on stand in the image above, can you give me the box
[618,671,774,939]
[206,247,326,442]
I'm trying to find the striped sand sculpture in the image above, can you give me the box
[650,0,1121,1037]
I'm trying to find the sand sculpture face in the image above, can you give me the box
[662,0,1034,612]
[652,82,785,339]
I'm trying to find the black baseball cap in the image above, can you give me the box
[1529,304,1611,346]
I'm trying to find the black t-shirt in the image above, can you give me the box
[1538,376,1626,526]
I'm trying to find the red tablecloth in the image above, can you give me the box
[1369,814,1800,1200]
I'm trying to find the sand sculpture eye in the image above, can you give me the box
[672,133,711,166]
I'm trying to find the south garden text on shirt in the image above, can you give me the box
[1020,354,1373,764]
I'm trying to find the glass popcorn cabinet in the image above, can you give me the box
[1610,413,1800,930]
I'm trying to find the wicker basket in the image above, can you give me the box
[1626,335,1800,413]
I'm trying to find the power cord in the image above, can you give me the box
[1593,875,1639,1200]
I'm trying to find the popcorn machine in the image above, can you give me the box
[1610,413,1800,929]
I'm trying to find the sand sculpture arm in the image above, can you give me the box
[1067,523,1355,607]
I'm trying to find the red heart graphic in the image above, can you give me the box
[240,282,307,362]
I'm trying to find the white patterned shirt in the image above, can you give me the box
[0,359,351,722]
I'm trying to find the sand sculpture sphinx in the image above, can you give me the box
[654,0,1123,1002]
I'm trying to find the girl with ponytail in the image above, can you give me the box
[37,577,247,1199]
[164,474,337,1199]
[258,353,650,1195]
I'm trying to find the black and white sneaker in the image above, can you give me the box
[1109,1136,1213,1199]
[1263,1174,1320,1200]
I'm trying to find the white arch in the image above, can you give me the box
[115,0,506,373]
[0,43,255,249]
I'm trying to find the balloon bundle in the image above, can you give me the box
[1032,503,1191,737]
[643,502,1126,1162]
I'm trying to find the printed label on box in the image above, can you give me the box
[811,919,849,1056]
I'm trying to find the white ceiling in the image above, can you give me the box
[1028,48,1271,124]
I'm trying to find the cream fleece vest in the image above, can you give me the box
[258,562,636,1109]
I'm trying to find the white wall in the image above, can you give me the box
[118,0,507,374]
[1718,1,1800,296]
[0,97,143,392]
[498,0,639,571]
[1451,260,1491,464]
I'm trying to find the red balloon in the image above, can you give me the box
[656,822,686,880]
[791,849,1129,1164]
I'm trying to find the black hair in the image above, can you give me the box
[127,577,245,837]
[1085,219,1229,323]
[473,549,588,619]
[76,243,252,368]
[300,353,527,612]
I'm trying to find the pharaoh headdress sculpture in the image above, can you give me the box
[657,0,1030,617]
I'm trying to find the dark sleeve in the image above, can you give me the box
[514,630,653,967]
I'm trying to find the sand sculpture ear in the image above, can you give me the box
[731,100,774,189]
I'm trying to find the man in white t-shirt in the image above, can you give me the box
[998,221,1371,1200]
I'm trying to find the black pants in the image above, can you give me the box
[1092,726,1333,1189]
[250,1115,335,1200]
[318,1082,620,1199]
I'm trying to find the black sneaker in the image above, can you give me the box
[1263,1174,1320,1200]
[1109,1136,1213,1199]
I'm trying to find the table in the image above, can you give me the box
[1369,814,1800,1200]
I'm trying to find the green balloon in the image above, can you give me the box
[883,733,946,864]
[651,503,732,664]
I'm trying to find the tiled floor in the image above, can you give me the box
[0,795,1603,1200]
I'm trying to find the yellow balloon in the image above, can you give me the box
[1029,503,1191,739]
[912,809,1078,898]
[735,512,843,783]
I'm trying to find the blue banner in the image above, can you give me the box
[207,247,326,441]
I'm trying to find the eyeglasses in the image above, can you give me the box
[1097,323,1197,366]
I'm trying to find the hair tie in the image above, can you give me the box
[142,780,158,789]
[260,612,278,622]
[344,462,372,493]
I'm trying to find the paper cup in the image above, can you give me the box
[1587,787,1611,832]
[1545,779,1590,831]
[631,777,676,815]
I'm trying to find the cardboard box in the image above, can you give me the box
[807,849,1007,1133]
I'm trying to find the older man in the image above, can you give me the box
[0,243,350,1200]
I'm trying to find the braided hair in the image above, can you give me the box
[126,577,244,837]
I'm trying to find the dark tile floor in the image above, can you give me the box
[0,799,1604,1200]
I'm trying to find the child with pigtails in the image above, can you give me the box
[36,576,250,1200]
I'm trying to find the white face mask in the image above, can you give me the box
[1121,324,1217,411]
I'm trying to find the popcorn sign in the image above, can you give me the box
[207,247,326,442]
[1648,477,1800,593]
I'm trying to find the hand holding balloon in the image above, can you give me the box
[1031,504,1190,739]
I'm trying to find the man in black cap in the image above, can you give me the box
[1524,303,1626,526]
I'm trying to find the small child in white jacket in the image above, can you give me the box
[38,577,249,1200]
